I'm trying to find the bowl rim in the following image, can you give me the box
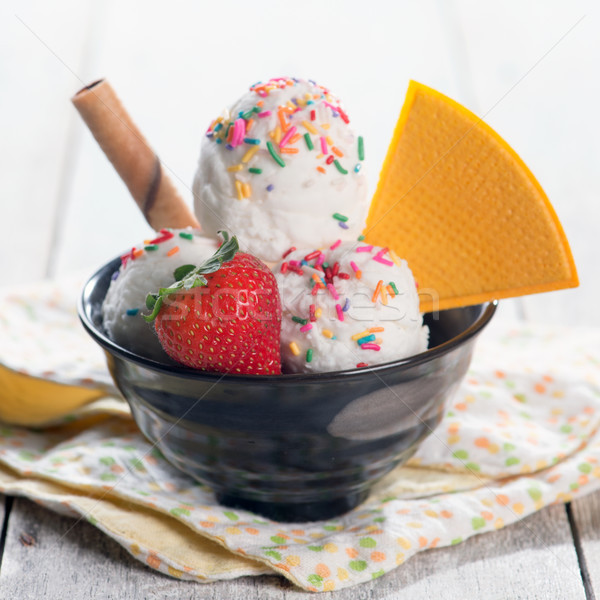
[78,257,498,384]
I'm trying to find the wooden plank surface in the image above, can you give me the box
[0,496,587,599]
[570,490,600,597]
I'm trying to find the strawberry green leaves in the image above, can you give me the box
[143,231,239,322]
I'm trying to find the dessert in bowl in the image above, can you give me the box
[80,255,496,521]
[73,75,575,522]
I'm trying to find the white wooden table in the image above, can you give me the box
[1,1,599,597]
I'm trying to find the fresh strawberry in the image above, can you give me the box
[144,232,281,375]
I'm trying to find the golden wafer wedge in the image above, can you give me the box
[365,81,578,312]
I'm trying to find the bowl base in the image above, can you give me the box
[216,489,370,523]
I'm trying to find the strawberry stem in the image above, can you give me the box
[143,231,239,322]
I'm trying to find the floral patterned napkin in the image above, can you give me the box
[0,278,598,592]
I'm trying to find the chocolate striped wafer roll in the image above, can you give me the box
[72,79,200,230]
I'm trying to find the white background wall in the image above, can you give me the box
[1,0,597,326]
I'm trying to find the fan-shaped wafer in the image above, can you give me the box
[365,81,578,313]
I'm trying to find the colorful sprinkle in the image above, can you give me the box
[303,120,318,135]
[279,126,297,148]
[248,167,262,174]
[242,146,260,163]
[306,349,313,363]
[333,159,348,174]
[372,280,384,303]
[358,136,365,160]
[178,232,194,240]
[232,118,246,147]
[389,249,403,267]
[333,213,348,222]
[357,334,376,346]
[374,248,394,266]
[266,184,274,191]
[292,316,308,325]
[266,141,285,167]
[351,330,371,341]
[126,308,139,316]
[311,273,326,288]
[289,342,301,356]
[144,244,159,251]
[329,239,342,250]
[322,329,335,339]
[338,107,350,124]
[304,133,314,150]
[304,250,321,261]
[381,285,388,305]
[320,136,328,154]
[278,108,288,132]
[349,261,362,279]
[300,323,313,333]
[357,245,373,252]
[361,343,381,351]
[148,229,175,244]
[235,180,244,201]
[166,246,179,257]
[335,304,344,322]
[272,125,282,144]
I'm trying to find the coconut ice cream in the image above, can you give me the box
[274,241,429,373]
[102,228,218,360]
[193,77,369,263]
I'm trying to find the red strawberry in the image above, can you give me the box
[144,233,281,375]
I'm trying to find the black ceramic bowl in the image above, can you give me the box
[79,256,496,522]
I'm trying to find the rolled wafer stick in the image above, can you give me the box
[72,79,200,230]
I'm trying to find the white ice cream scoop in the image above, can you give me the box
[274,241,429,373]
[102,229,218,360]
[193,77,369,263]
